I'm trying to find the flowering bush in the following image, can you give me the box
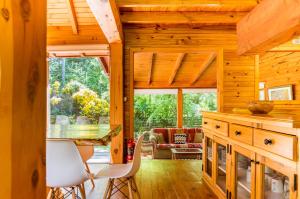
[73,88,109,123]
[62,80,85,95]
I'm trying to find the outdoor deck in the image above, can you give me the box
[84,160,217,199]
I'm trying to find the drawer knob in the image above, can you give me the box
[235,131,241,136]
[204,122,208,124]
[215,125,220,129]
[264,139,273,145]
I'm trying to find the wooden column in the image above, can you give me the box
[0,0,47,198]
[177,88,183,128]
[109,43,124,163]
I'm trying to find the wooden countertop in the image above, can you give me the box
[202,111,300,135]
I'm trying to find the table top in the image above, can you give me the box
[47,125,122,146]
[171,148,202,154]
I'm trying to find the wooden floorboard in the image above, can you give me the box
[84,160,217,199]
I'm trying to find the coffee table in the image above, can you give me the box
[171,148,202,160]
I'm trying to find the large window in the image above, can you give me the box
[134,89,177,136]
[183,89,217,127]
[48,58,110,138]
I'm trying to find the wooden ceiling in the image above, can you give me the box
[134,51,217,88]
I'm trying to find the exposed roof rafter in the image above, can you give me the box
[66,0,79,34]
[168,53,185,85]
[148,53,155,85]
[191,52,216,85]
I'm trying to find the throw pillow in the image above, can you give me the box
[152,133,166,144]
[174,133,187,144]
[194,132,203,143]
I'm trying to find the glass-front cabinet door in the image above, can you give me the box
[231,145,256,199]
[203,133,214,183]
[214,136,229,197]
[255,155,297,199]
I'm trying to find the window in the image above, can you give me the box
[134,89,177,136]
[183,89,217,127]
[47,57,110,162]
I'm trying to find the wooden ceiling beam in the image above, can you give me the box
[66,0,78,34]
[134,81,217,89]
[237,0,300,55]
[148,53,154,85]
[120,11,246,25]
[168,53,185,85]
[116,0,258,12]
[47,44,110,57]
[87,0,123,43]
[191,52,216,85]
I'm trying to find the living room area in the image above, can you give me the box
[131,50,219,161]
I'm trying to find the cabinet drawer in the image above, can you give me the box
[253,129,297,160]
[202,118,213,130]
[229,124,253,145]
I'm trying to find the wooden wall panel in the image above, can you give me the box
[124,25,256,137]
[0,0,46,198]
[259,52,300,113]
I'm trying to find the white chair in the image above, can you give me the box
[46,140,91,199]
[96,134,145,199]
[77,145,95,188]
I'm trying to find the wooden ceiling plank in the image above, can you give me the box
[116,0,258,12]
[86,0,123,43]
[66,0,79,34]
[148,53,154,85]
[135,81,217,89]
[168,53,185,85]
[237,0,300,55]
[120,11,246,25]
[191,52,216,85]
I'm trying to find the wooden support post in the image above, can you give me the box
[0,0,47,198]
[177,88,183,128]
[109,43,124,163]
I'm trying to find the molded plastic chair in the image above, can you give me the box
[96,134,145,199]
[46,140,91,199]
[77,145,95,188]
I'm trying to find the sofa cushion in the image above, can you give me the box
[168,128,184,143]
[184,128,196,143]
[152,128,169,143]
[156,143,202,149]
[174,134,187,144]
[151,133,166,144]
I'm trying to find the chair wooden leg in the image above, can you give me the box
[107,179,115,198]
[84,162,95,188]
[78,184,86,199]
[128,178,134,199]
[71,187,76,199]
[103,179,112,199]
[132,177,140,199]
[47,188,53,199]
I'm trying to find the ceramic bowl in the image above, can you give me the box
[248,101,274,114]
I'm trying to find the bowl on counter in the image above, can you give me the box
[248,101,274,114]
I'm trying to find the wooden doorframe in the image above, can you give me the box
[129,47,224,138]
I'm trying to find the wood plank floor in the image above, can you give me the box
[85,160,217,199]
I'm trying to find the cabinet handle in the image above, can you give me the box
[235,131,241,136]
[264,139,273,145]
[250,159,255,163]
[215,125,220,129]
[204,121,208,124]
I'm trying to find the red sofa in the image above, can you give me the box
[149,127,203,159]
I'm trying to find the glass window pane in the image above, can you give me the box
[48,58,110,162]
[134,92,177,137]
[217,144,226,192]
[263,166,289,199]
[183,92,217,127]
[206,137,213,177]
[236,153,251,199]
